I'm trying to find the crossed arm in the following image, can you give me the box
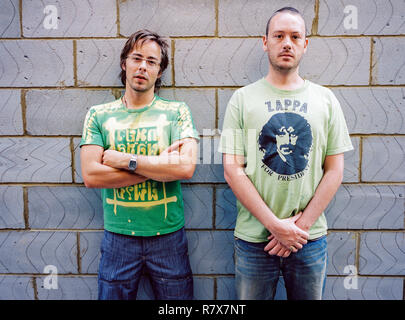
[81,137,198,189]
[223,152,344,257]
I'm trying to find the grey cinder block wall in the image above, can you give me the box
[0,0,404,300]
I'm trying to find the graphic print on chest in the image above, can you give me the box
[258,105,313,180]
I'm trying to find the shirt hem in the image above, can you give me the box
[234,230,327,243]
[104,223,184,237]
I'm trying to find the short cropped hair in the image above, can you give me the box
[119,29,169,91]
[265,7,306,37]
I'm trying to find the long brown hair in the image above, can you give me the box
[119,30,169,91]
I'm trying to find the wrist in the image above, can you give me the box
[264,213,281,234]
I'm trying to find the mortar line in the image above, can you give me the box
[212,185,216,229]
[2,84,405,90]
[1,34,405,41]
[116,0,120,36]
[358,136,363,182]
[171,39,175,86]
[20,89,27,135]
[369,38,374,85]
[70,137,76,183]
[312,0,320,36]
[32,276,38,300]
[76,232,81,274]
[19,0,23,38]
[22,186,29,229]
[215,0,219,37]
[73,40,78,87]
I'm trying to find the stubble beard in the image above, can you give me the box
[269,53,302,75]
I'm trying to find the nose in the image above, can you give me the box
[137,59,148,71]
[282,36,292,49]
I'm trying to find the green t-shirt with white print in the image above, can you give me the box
[218,78,353,242]
[80,95,199,237]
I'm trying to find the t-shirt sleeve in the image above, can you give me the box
[218,90,245,155]
[80,107,104,148]
[171,103,200,142]
[326,92,354,155]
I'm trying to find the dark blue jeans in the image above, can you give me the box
[98,227,193,300]
[235,235,327,300]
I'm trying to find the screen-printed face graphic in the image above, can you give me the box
[259,112,312,175]
[276,125,298,162]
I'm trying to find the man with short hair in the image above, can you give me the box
[80,29,199,300]
[219,7,353,300]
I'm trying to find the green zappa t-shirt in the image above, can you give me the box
[80,95,199,237]
[218,78,353,242]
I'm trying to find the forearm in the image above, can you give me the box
[224,163,280,232]
[107,152,195,182]
[83,162,147,189]
[136,154,195,182]
[299,167,343,231]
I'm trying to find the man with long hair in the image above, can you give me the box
[80,30,199,300]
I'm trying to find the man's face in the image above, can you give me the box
[263,12,308,73]
[276,125,298,161]
[122,40,162,93]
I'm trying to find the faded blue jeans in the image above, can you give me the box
[98,227,193,300]
[235,235,327,300]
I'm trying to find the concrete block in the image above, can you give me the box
[0,231,77,274]
[0,0,20,38]
[76,39,171,87]
[300,37,370,85]
[362,136,405,182]
[372,37,405,85]
[119,0,215,37]
[331,87,405,134]
[22,0,116,37]
[216,276,288,300]
[0,276,35,300]
[318,0,405,35]
[79,232,103,274]
[175,37,369,86]
[28,187,103,229]
[0,90,23,135]
[219,0,315,36]
[359,232,405,275]
[193,277,215,300]
[215,185,237,229]
[73,137,82,183]
[187,164,225,183]
[175,38,267,86]
[36,276,98,300]
[327,232,356,276]
[134,275,214,300]
[326,185,405,229]
[26,89,115,135]
[0,40,74,87]
[182,185,213,229]
[324,276,404,300]
[0,138,71,183]
[218,89,236,130]
[159,88,216,134]
[187,231,234,274]
[343,137,359,183]
[0,186,24,229]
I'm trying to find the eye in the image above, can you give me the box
[147,60,158,67]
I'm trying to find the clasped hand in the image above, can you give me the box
[265,212,309,258]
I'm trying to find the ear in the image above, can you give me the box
[121,60,126,72]
[303,38,309,54]
[262,35,268,52]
